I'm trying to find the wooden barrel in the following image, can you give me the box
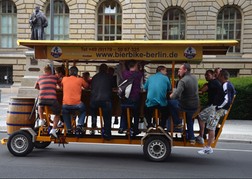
[6,98,36,135]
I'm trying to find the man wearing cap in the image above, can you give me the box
[61,66,89,134]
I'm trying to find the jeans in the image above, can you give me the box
[90,100,112,136]
[167,99,197,140]
[120,98,140,132]
[144,105,169,128]
[62,102,86,130]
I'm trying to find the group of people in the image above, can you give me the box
[34,62,236,151]
[196,67,236,154]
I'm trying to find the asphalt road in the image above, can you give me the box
[1,132,252,178]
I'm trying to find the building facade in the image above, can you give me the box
[0,0,252,88]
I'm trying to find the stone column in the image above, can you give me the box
[17,50,49,97]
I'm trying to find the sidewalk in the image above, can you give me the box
[1,89,252,143]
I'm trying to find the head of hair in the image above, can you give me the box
[183,63,191,73]
[219,69,230,80]
[55,66,65,76]
[69,66,78,76]
[82,71,90,77]
[156,66,166,73]
[205,69,214,75]
[99,63,108,73]
[127,60,137,69]
[44,65,52,73]
[108,67,115,75]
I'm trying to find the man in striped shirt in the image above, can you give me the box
[35,65,61,138]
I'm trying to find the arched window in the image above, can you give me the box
[0,0,17,48]
[45,0,69,40]
[217,6,241,53]
[162,8,185,40]
[97,0,122,40]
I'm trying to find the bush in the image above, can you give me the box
[198,77,252,120]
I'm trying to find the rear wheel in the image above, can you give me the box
[143,136,171,162]
[7,130,34,156]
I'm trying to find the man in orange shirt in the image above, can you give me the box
[61,66,89,134]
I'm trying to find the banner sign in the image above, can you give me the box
[47,45,203,61]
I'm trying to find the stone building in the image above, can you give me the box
[0,0,252,92]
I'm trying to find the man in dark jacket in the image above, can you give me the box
[90,64,113,140]
[169,63,199,143]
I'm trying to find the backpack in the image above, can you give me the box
[117,73,137,99]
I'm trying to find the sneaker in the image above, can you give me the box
[34,119,45,128]
[198,146,213,155]
[66,129,74,136]
[174,123,183,129]
[90,130,95,135]
[49,129,57,138]
[76,125,85,136]
[118,128,125,134]
[57,121,64,128]
[103,133,111,141]
[133,130,141,137]
[189,139,195,144]
[196,136,204,144]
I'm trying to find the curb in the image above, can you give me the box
[218,139,252,144]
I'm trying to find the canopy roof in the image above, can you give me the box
[18,39,238,63]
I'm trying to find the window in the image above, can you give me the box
[217,6,241,53]
[97,0,122,40]
[0,65,13,86]
[45,0,69,40]
[223,69,239,77]
[162,8,185,40]
[0,0,17,48]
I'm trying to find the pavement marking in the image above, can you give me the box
[175,146,252,153]
[213,148,252,153]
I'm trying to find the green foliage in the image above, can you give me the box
[198,77,252,120]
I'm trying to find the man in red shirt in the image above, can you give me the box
[61,66,89,134]
[35,65,61,138]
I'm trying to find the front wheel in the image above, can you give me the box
[143,136,171,162]
[7,130,34,156]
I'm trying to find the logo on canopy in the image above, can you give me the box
[51,46,62,58]
[184,47,196,59]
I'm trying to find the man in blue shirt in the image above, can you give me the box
[144,66,171,128]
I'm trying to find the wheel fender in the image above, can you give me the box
[20,128,37,142]
[141,126,173,146]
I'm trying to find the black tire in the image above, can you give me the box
[143,136,171,162]
[7,130,34,157]
[34,141,51,149]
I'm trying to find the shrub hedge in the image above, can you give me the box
[198,77,252,120]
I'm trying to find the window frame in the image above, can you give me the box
[45,0,69,40]
[97,0,122,41]
[0,0,17,48]
[216,6,242,53]
[162,7,186,40]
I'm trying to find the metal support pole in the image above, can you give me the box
[49,0,54,71]
[50,0,54,40]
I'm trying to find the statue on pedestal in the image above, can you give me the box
[29,6,48,40]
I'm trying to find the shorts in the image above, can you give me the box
[38,99,61,115]
[199,105,226,130]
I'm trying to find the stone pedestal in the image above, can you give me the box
[17,50,50,97]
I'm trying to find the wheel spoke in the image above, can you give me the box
[11,135,28,153]
[148,140,166,159]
